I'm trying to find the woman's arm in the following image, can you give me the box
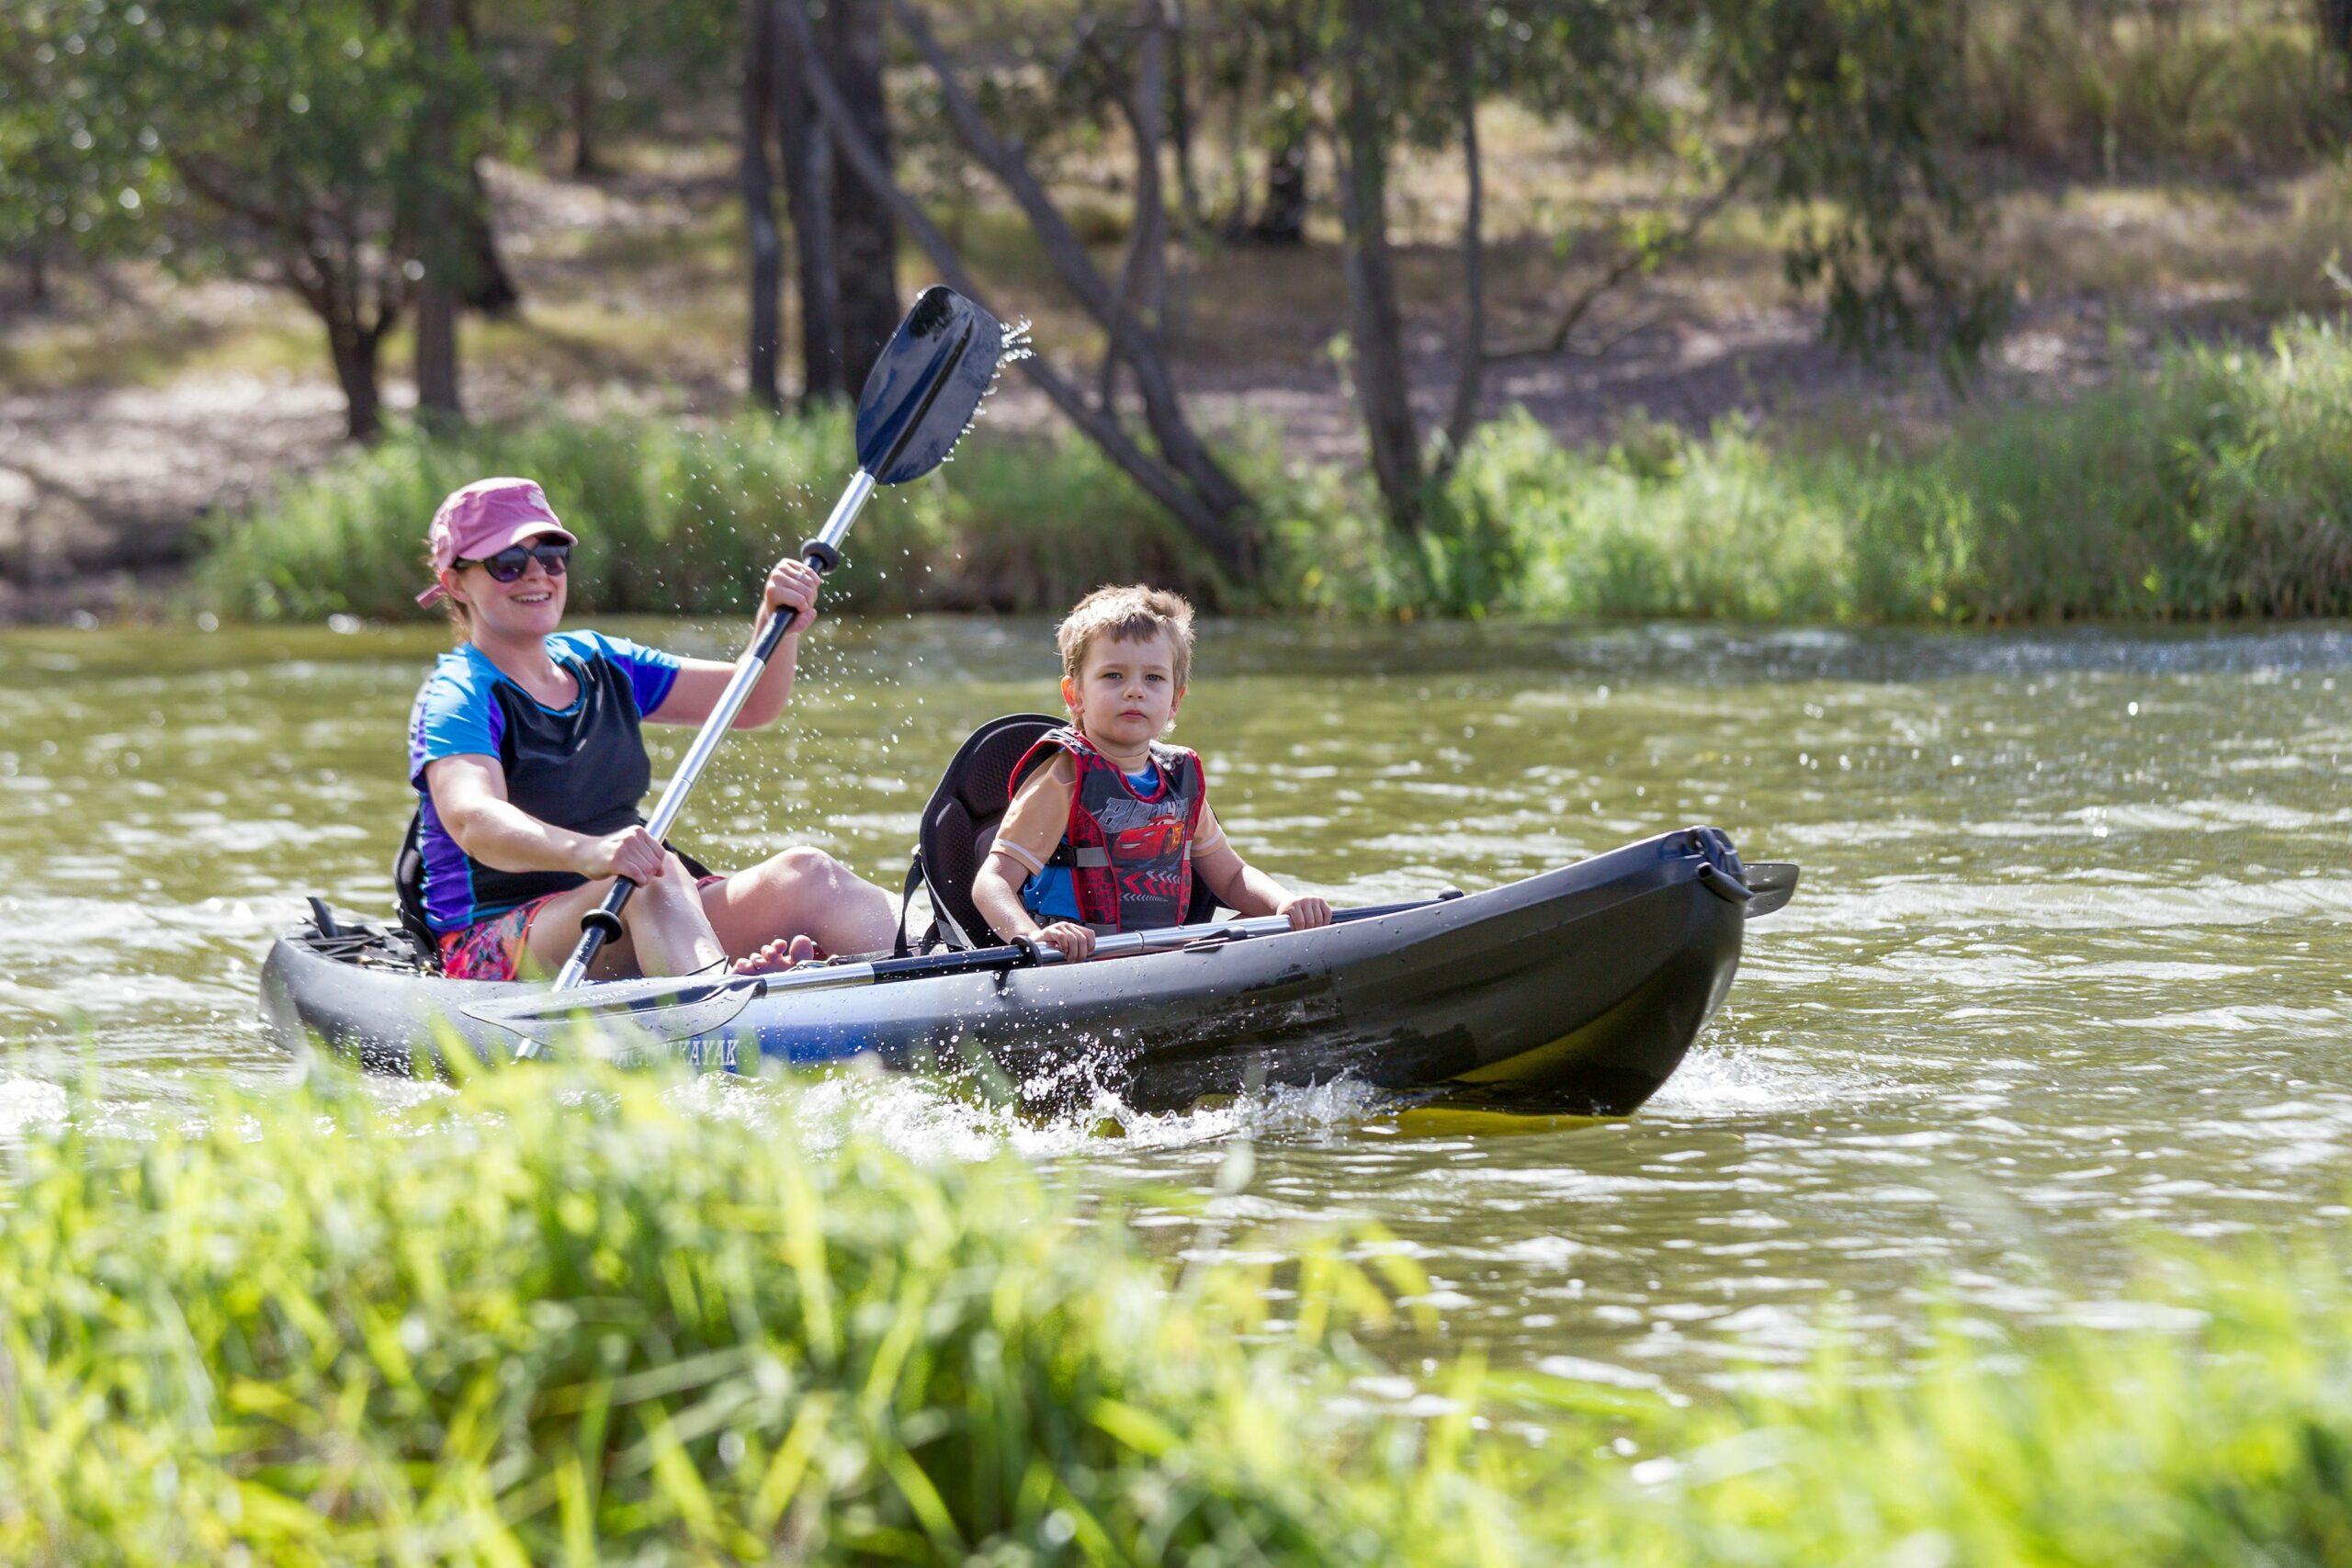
[425,754,672,885]
[972,758,1096,959]
[648,558,821,729]
[1193,804,1330,929]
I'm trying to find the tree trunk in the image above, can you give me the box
[742,0,785,410]
[1434,28,1485,481]
[2327,0,2352,54]
[778,0,842,403]
[1167,0,1203,231]
[887,0,1256,539]
[1254,125,1308,243]
[571,0,603,175]
[1102,0,1171,407]
[447,1,522,316]
[413,0,464,424]
[787,0,1258,577]
[1336,0,1422,534]
[23,244,47,308]
[330,325,386,442]
[825,0,900,395]
[460,161,520,315]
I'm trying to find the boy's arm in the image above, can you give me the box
[973,758,1097,958]
[1193,804,1330,930]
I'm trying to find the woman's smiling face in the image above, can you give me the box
[455,542,568,639]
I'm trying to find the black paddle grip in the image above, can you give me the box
[752,537,844,660]
[581,879,630,943]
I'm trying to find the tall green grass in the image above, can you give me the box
[1288,318,2352,622]
[0,1064,1438,1563]
[1961,2,2346,171]
[3,1062,2352,1562]
[200,319,2352,626]
[195,405,1222,623]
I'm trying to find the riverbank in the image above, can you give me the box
[198,317,2352,624]
[15,132,2352,626]
[5,1063,2349,1562]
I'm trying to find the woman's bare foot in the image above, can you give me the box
[733,933,820,976]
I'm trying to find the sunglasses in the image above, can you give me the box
[458,541,571,582]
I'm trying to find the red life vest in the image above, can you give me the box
[1010,724,1206,933]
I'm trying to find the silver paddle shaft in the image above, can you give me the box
[750,910,1307,998]
[526,909,1325,1023]
[542,469,878,998]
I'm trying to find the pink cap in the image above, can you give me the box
[415,478,578,607]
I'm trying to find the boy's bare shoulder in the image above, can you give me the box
[1017,750,1079,792]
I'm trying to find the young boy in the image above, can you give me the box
[973,584,1331,961]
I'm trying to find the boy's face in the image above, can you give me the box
[1063,631,1182,753]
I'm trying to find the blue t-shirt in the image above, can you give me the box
[406,631,683,932]
[1020,759,1159,922]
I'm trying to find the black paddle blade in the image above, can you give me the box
[854,286,1007,486]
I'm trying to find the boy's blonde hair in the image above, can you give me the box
[1057,584,1195,692]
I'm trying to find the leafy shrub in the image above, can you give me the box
[197,408,1220,623]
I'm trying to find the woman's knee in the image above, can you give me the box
[627,852,699,910]
[775,845,844,885]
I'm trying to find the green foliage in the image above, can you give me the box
[196,408,1222,622]
[1290,317,2352,622]
[0,2,174,272]
[198,318,2352,626]
[6,1062,2352,1562]
[0,1064,1442,1563]
[1964,2,2347,171]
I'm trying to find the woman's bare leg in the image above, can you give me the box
[520,852,729,979]
[698,846,899,960]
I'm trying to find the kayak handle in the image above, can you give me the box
[1696,861,1753,903]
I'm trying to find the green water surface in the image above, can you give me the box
[3,616,2347,1395]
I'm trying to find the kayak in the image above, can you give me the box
[260,827,1795,1114]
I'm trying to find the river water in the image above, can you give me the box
[3,617,2347,1396]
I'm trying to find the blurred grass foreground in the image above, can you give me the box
[200,318,2352,626]
[3,1065,2352,1562]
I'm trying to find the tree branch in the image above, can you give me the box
[1433,22,1486,485]
[1488,141,1763,364]
[781,0,1253,572]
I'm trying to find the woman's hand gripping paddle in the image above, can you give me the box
[489,285,1006,1059]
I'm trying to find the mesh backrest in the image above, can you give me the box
[917,715,1060,948]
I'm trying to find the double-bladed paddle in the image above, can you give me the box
[506,285,1006,1060]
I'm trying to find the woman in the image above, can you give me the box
[406,476,897,980]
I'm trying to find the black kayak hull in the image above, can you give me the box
[260,829,1763,1114]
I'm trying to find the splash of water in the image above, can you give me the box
[933,318,1035,467]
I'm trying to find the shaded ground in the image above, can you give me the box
[0,143,2336,621]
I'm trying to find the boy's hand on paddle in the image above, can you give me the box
[1279,895,1331,931]
[580,826,669,885]
[1034,921,1096,962]
[762,558,822,634]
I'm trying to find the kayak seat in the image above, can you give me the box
[896,713,1224,954]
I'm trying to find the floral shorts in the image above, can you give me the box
[435,874,732,981]
[436,893,562,982]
